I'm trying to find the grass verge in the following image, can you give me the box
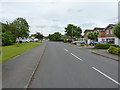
[0,42,41,63]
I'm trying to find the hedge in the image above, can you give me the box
[95,44,110,49]
[94,44,119,49]
[108,46,120,55]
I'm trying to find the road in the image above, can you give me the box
[3,42,119,88]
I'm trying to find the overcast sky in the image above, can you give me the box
[0,0,118,36]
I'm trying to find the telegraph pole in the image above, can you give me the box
[72,26,73,42]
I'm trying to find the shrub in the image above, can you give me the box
[108,46,120,55]
[80,44,85,46]
[2,32,16,46]
[15,43,21,47]
[94,44,110,49]
[63,39,72,43]
[110,44,119,47]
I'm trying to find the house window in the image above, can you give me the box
[106,30,109,34]
[106,38,115,44]
[110,29,113,34]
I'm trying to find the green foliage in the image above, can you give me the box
[108,46,120,55]
[63,39,72,43]
[88,31,99,40]
[2,32,16,46]
[95,44,110,49]
[113,23,120,39]
[65,24,82,38]
[48,32,62,41]
[1,42,41,63]
[80,44,85,46]
[95,44,119,49]
[15,43,21,47]
[11,17,30,38]
[1,17,30,46]
[31,32,44,40]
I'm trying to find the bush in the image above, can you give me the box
[110,44,119,47]
[95,44,110,49]
[63,39,72,43]
[80,44,85,46]
[108,46,120,55]
[15,43,21,47]
[2,32,16,46]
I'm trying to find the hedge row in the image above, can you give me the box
[94,44,119,49]
[108,46,120,55]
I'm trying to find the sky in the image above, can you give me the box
[0,0,119,36]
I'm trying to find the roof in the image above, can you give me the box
[93,27,104,31]
[104,24,115,31]
[84,29,93,33]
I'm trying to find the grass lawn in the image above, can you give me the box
[0,42,41,63]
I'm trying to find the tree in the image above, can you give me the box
[32,32,44,40]
[2,31,15,46]
[48,32,62,41]
[113,23,120,39]
[88,31,99,45]
[11,17,30,38]
[1,22,16,46]
[64,24,82,39]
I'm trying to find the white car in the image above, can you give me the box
[73,41,85,44]
[34,39,39,41]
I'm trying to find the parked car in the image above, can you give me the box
[90,41,100,45]
[34,39,39,41]
[21,39,27,43]
[73,41,85,44]
[99,41,110,44]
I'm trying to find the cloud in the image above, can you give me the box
[80,22,96,28]
[106,17,118,23]
[1,2,118,36]
[36,25,61,29]
[67,8,83,13]
[77,9,83,12]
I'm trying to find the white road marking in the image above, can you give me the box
[64,48,68,52]
[92,67,120,86]
[71,53,83,61]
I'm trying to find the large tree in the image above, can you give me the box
[88,31,99,44]
[32,32,44,40]
[11,17,30,38]
[48,32,62,41]
[64,24,82,38]
[113,23,120,39]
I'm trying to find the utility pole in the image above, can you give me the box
[72,26,73,42]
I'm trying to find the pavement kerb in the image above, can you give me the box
[90,50,119,62]
[24,42,48,89]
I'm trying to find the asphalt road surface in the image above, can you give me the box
[3,42,119,88]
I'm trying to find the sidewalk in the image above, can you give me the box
[83,46,119,61]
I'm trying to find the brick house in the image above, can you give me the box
[93,27,105,42]
[83,29,93,44]
[83,24,120,45]
[99,24,120,45]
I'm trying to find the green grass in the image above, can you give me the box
[0,42,41,63]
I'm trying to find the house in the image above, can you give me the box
[83,24,120,45]
[101,24,120,45]
[83,29,93,44]
[93,27,105,42]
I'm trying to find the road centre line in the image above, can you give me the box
[64,48,68,52]
[71,53,83,61]
[92,67,120,86]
